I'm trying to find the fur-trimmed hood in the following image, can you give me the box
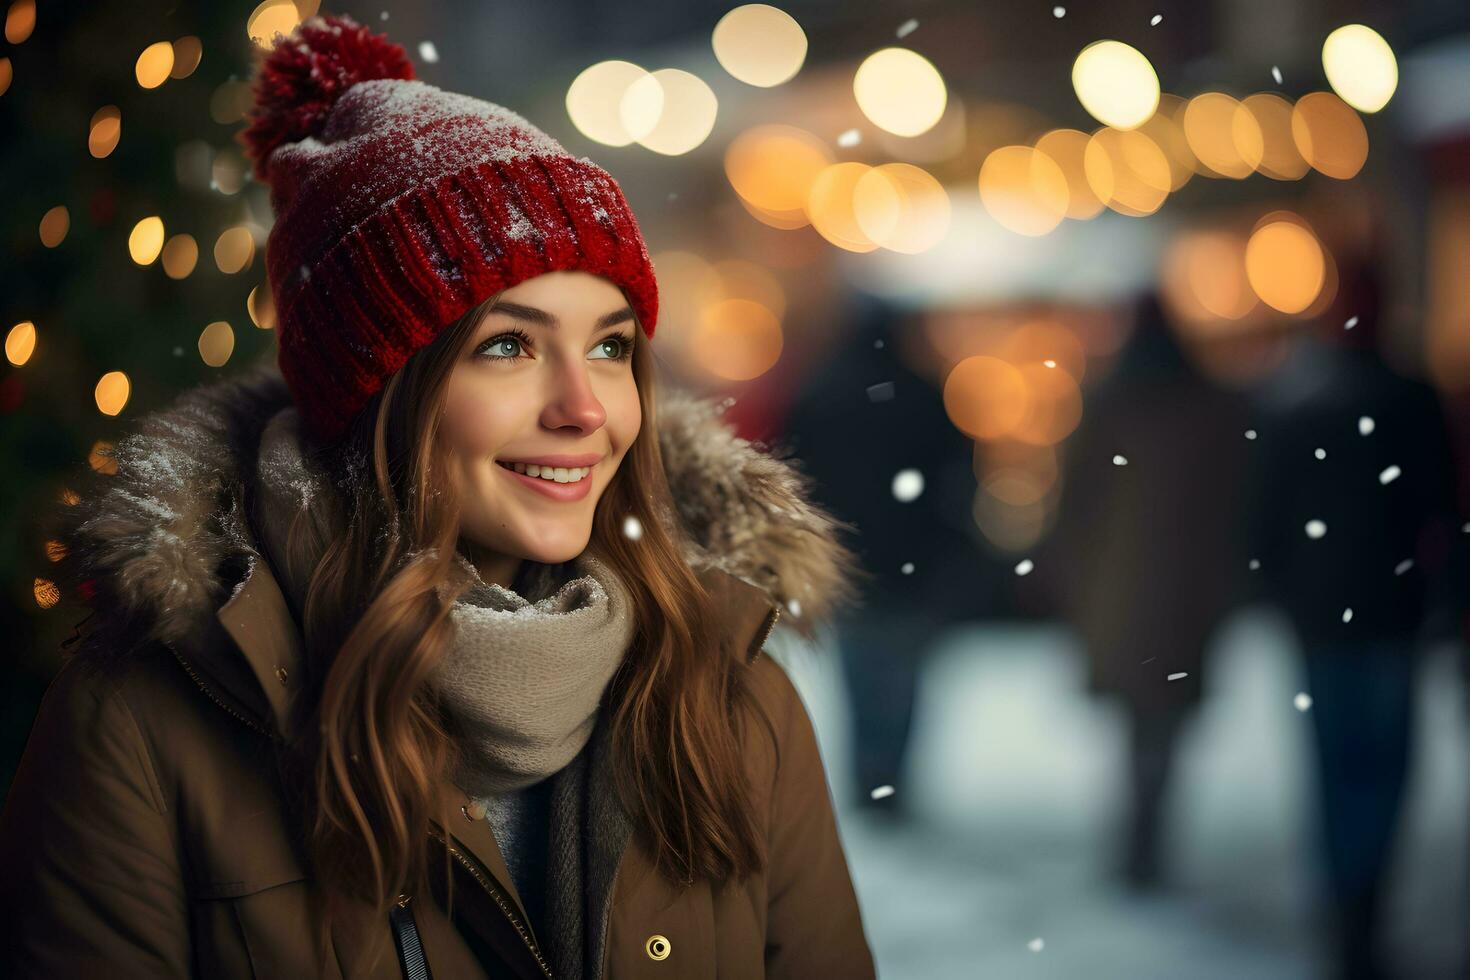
[52,360,861,733]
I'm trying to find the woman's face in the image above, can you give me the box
[441,270,642,585]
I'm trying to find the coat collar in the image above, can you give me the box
[58,358,858,740]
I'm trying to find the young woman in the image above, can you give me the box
[0,14,875,979]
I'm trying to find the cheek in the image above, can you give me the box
[608,385,643,448]
[442,384,514,457]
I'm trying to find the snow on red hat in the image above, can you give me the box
[239,13,659,446]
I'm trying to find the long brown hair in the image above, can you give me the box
[271,291,772,963]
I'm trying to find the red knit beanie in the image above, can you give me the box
[238,13,659,446]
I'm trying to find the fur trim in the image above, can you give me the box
[51,361,860,658]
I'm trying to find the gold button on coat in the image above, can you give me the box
[645,934,671,960]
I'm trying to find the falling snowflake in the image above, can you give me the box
[870,784,896,800]
[380,11,389,21]
[1044,359,1057,368]
[1379,465,1401,485]
[1052,6,1066,18]
[1342,608,1353,623]
[419,41,439,63]
[837,128,862,148]
[1358,416,1375,436]
[896,18,918,38]
[787,597,802,618]
[1112,454,1128,466]
[1150,14,1163,25]
[900,562,915,575]
[1315,448,1327,460]
[1015,558,1035,576]
[1245,429,1257,440]
[621,514,643,540]
[1029,938,1045,953]
[1294,692,1313,711]
[1271,65,1283,84]
[1305,519,1327,539]
[867,381,895,403]
[874,338,885,349]
[1394,559,1413,576]
[892,468,925,502]
[1168,671,1188,681]
[1248,558,1261,570]
[1345,315,1359,330]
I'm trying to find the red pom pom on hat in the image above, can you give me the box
[238,13,414,182]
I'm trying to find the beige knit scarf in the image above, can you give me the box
[252,406,636,795]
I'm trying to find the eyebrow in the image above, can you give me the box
[486,301,635,331]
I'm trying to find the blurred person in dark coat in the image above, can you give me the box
[1046,292,1252,888]
[1246,263,1461,980]
[777,295,990,823]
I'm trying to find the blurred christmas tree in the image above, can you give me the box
[0,0,316,796]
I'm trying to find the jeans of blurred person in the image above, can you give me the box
[836,611,934,819]
[1302,641,1417,980]
[1123,700,1193,888]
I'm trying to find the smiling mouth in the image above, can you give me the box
[495,460,593,484]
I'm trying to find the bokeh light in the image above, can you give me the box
[1071,40,1160,130]
[135,41,174,89]
[1036,129,1108,219]
[1183,93,1262,179]
[567,60,655,146]
[1246,215,1326,314]
[725,124,832,223]
[199,321,235,367]
[94,372,131,416]
[128,216,165,266]
[978,145,1069,236]
[0,58,11,99]
[6,321,36,366]
[161,234,199,279]
[170,36,202,79]
[1322,24,1397,113]
[1242,93,1308,180]
[248,284,278,329]
[88,440,117,475]
[853,47,948,138]
[807,162,880,252]
[852,163,951,254]
[38,205,69,248]
[627,69,717,155]
[214,226,255,274]
[711,4,807,87]
[692,298,783,381]
[944,356,1029,440]
[5,0,34,44]
[88,105,121,158]
[1161,229,1259,326]
[1291,91,1368,179]
[1084,128,1169,217]
[247,0,300,49]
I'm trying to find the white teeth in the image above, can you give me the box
[502,461,590,483]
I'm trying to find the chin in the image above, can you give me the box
[513,524,593,565]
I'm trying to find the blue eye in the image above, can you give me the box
[474,328,635,363]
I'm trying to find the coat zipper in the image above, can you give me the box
[749,604,782,662]
[166,642,278,740]
[428,829,554,980]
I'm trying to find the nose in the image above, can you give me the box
[539,363,607,433]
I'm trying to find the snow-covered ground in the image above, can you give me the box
[769,609,1470,979]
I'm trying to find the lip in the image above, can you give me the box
[496,459,595,502]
